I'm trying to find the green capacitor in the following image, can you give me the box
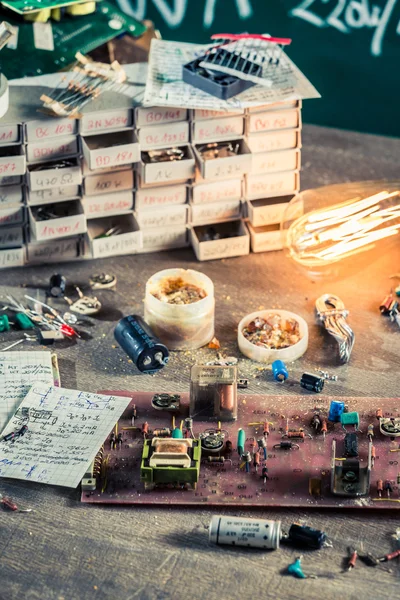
[0,314,10,332]
[340,411,359,427]
[172,427,183,439]
[237,428,246,456]
[15,313,35,330]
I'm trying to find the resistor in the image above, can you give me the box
[347,548,358,571]
[261,466,269,484]
[376,408,383,420]
[263,422,269,438]
[142,422,149,438]
[257,438,267,460]
[207,456,225,464]
[378,549,400,563]
[225,440,233,457]
[371,446,376,468]
[153,428,171,437]
[131,404,137,425]
[377,479,384,497]
[253,452,260,472]
[109,432,116,449]
[242,451,251,473]
[385,480,393,498]
[1,496,18,511]
[321,419,327,440]
[367,424,374,440]
[286,431,305,439]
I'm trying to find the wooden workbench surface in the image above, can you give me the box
[0,124,399,600]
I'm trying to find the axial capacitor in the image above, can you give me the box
[114,315,169,374]
[272,359,288,383]
[209,516,281,550]
[237,428,245,456]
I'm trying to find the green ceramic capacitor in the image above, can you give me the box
[172,427,183,439]
[15,313,35,330]
[0,314,10,332]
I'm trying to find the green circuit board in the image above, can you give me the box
[0,2,147,79]
[1,0,97,15]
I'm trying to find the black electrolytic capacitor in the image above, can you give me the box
[287,523,327,550]
[48,274,67,297]
[114,315,169,374]
[300,373,325,393]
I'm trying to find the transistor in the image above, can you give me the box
[300,373,324,393]
[114,315,169,374]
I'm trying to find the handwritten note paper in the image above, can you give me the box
[0,352,54,433]
[0,386,132,488]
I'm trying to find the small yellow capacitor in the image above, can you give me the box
[66,1,97,15]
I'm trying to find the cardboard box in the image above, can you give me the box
[27,158,82,191]
[84,168,134,196]
[29,200,87,241]
[85,213,142,259]
[135,184,188,210]
[135,204,189,229]
[246,129,302,154]
[26,236,82,264]
[250,149,301,175]
[0,123,23,145]
[246,194,294,227]
[190,219,250,261]
[192,109,244,120]
[81,108,133,136]
[0,185,24,206]
[0,205,25,227]
[245,171,300,201]
[137,121,189,150]
[0,225,24,249]
[25,118,78,142]
[82,190,134,219]
[137,226,189,253]
[246,100,301,113]
[138,145,195,185]
[0,247,25,269]
[135,106,188,127]
[0,145,26,176]
[26,135,79,164]
[247,108,301,134]
[191,177,242,205]
[191,116,245,143]
[28,185,81,206]
[194,138,251,180]
[248,222,287,253]
[191,199,242,225]
[82,131,140,170]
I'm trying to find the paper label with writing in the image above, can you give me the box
[25,119,77,142]
[0,226,23,249]
[247,100,299,113]
[28,185,80,206]
[27,136,78,163]
[91,230,142,258]
[0,185,23,206]
[32,213,87,241]
[81,109,133,135]
[0,206,24,226]
[29,164,82,191]
[27,237,81,264]
[246,129,301,154]
[192,178,242,205]
[140,226,188,251]
[0,154,26,176]
[138,121,189,150]
[136,205,188,229]
[250,228,285,253]
[193,109,244,120]
[245,172,299,200]
[194,231,250,261]
[193,116,245,142]
[0,124,21,145]
[248,199,291,227]
[201,152,252,180]
[191,200,241,224]
[83,138,140,170]
[84,169,133,196]
[142,155,195,184]
[135,107,187,127]
[135,185,187,209]
[0,247,24,269]
[83,191,133,219]
[247,109,300,133]
[250,149,300,175]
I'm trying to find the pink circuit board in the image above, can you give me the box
[81,391,400,509]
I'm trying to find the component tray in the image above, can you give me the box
[81,392,400,509]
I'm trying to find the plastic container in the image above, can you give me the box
[238,309,308,363]
[144,268,215,351]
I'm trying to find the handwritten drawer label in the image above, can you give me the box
[83,191,133,218]
[136,107,187,127]
[0,155,26,176]
[250,226,285,253]
[32,213,87,241]
[81,109,132,134]
[0,124,21,145]
[192,178,242,205]
[201,152,251,180]
[193,116,245,142]
[135,185,187,209]
[138,122,189,150]
[247,100,299,113]
[247,129,301,154]
[82,133,140,170]
[0,226,23,249]
[0,185,23,205]
[27,136,78,163]
[29,185,80,205]
[193,109,244,120]
[194,232,250,261]
[27,237,81,263]
[251,149,300,174]
[91,231,142,258]
[25,119,77,142]
[247,109,300,133]
[84,169,133,196]
[0,206,24,226]
[245,172,299,200]
[142,155,195,184]
[136,205,188,229]
[191,200,241,224]
[0,247,24,269]
[248,199,291,227]
[141,227,188,251]
[29,164,82,191]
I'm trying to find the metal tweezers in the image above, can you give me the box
[316,294,355,364]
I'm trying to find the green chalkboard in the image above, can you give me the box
[115,0,400,137]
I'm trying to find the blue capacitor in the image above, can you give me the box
[172,427,183,439]
[114,314,169,374]
[237,428,246,456]
[272,360,288,383]
[328,400,345,422]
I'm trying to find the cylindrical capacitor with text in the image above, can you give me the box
[209,516,281,549]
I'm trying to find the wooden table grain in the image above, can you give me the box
[0,124,399,600]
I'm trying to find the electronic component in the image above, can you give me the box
[310,414,321,432]
[207,456,225,464]
[287,523,327,549]
[273,441,299,450]
[341,411,360,430]
[272,359,288,383]
[140,438,201,491]
[241,451,251,473]
[65,287,101,315]
[237,428,245,456]
[151,394,180,412]
[287,556,307,579]
[328,400,345,422]
[172,427,183,439]
[257,438,267,460]
[48,274,66,298]
[379,418,400,437]
[300,373,324,393]
[347,547,358,571]
[183,56,258,100]
[90,274,117,290]
[309,477,322,496]
[0,314,10,332]
[344,432,359,457]
[38,330,65,345]
[114,315,169,374]
[316,294,355,363]
[200,431,225,454]
[331,439,372,496]
[189,365,237,421]
[15,313,35,330]
[209,516,281,549]
[367,424,374,440]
